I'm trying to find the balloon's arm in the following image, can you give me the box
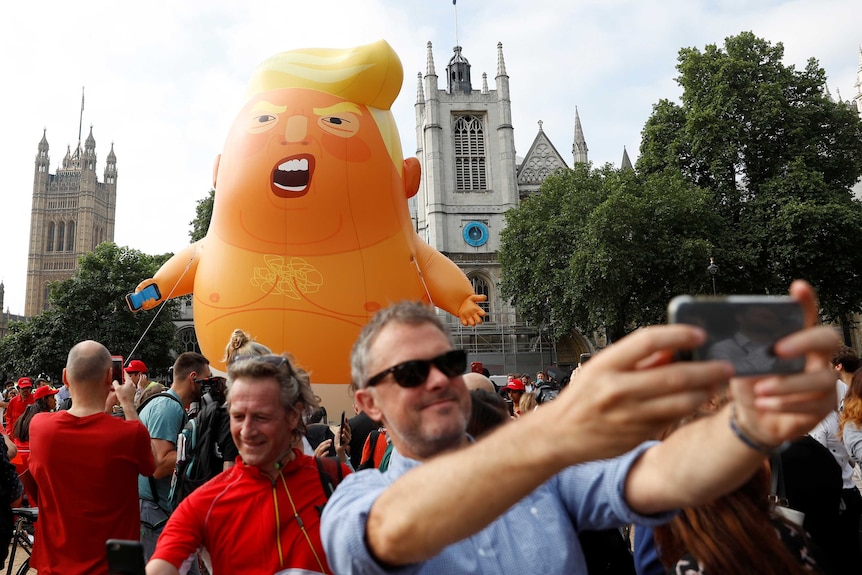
[128,241,203,312]
[413,238,486,327]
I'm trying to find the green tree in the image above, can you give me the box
[638,31,862,322]
[500,165,728,343]
[0,243,180,381]
[189,189,215,242]
[640,32,862,214]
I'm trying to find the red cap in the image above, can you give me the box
[17,377,33,389]
[33,386,58,401]
[125,360,148,373]
[505,380,525,392]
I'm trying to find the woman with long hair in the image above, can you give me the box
[840,368,862,462]
[653,408,827,575]
[11,387,57,465]
[11,386,57,504]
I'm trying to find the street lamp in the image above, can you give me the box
[706,257,719,295]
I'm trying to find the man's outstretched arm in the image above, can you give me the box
[624,280,837,513]
[363,324,730,565]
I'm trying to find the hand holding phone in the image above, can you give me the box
[111,356,124,384]
[668,295,805,376]
[126,283,162,312]
[339,410,349,450]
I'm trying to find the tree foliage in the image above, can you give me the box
[189,188,215,242]
[500,165,728,343]
[638,31,862,322]
[0,243,180,381]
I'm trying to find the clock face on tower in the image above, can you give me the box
[463,221,489,247]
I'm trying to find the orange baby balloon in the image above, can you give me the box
[130,40,485,382]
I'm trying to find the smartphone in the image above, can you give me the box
[111,355,124,383]
[668,295,805,376]
[125,283,162,312]
[106,539,145,575]
[339,410,347,444]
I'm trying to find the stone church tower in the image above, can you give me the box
[414,41,586,373]
[24,124,117,317]
[414,42,519,334]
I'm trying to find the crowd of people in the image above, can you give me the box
[0,280,860,574]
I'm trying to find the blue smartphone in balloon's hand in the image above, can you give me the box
[126,283,161,312]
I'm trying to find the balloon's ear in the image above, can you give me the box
[213,155,221,188]
[403,157,421,199]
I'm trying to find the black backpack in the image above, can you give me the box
[535,383,560,405]
[167,402,224,508]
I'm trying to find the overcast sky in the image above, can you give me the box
[0,0,859,316]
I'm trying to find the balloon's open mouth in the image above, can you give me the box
[271,154,315,198]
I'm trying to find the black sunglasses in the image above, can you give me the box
[365,349,467,388]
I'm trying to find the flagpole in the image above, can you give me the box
[78,87,85,145]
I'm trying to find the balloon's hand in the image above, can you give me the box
[458,295,487,327]
[129,280,163,311]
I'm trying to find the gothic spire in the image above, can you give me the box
[426,41,436,77]
[38,128,49,152]
[481,72,488,95]
[621,147,633,170]
[416,72,425,104]
[572,107,589,164]
[496,42,507,77]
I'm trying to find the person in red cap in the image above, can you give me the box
[10,383,58,489]
[5,378,34,436]
[505,379,526,417]
[125,359,154,407]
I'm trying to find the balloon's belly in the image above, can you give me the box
[191,250,426,382]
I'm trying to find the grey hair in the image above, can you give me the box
[226,354,319,440]
[351,301,451,389]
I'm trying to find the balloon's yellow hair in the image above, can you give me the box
[247,40,405,169]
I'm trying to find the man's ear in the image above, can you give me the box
[355,388,384,423]
[213,154,221,188]
[62,368,70,387]
[285,402,302,429]
[403,157,420,199]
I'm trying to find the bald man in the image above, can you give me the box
[463,372,495,393]
[28,341,155,575]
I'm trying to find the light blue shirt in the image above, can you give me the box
[137,389,186,510]
[321,441,672,575]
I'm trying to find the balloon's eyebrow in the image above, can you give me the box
[313,103,362,117]
[250,100,287,115]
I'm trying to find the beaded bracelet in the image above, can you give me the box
[728,405,789,455]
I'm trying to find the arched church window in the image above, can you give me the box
[47,222,55,252]
[176,326,201,353]
[66,220,75,252]
[57,222,65,252]
[454,115,488,191]
[469,274,492,317]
